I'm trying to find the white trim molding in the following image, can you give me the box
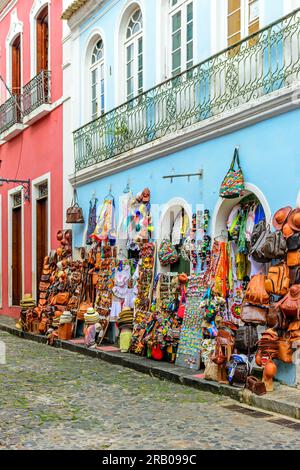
[7,185,24,307]
[5,8,23,96]
[30,0,51,79]
[211,182,272,241]
[70,83,300,186]
[31,172,51,301]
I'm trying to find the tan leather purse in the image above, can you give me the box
[287,250,300,267]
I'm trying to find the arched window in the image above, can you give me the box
[90,38,105,120]
[169,0,193,77]
[36,5,49,74]
[124,8,143,101]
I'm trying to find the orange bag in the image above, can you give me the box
[245,274,270,306]
[287,250,300,267]
[265,264,290,296]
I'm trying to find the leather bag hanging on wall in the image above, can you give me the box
[240,304,267,326]
[265,263,290,296]
[66,189,85,224]
[260,230,287,259]
[287,250,300,267]
[244,274,270,306]
[276,285,300,320]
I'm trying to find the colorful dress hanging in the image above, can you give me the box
[86,197,98,245]
[92,195,116,243]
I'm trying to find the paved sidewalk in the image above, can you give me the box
[0,314,299,421]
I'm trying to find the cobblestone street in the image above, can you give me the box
[0,331,299,450]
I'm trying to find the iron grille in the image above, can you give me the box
[22,70,51,117]
[13,192,22,208]
[0,95,22,135]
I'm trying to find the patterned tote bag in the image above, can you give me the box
[219,148,245,199]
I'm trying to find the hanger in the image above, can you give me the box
[105,185,114,200]
[123,179,132,194]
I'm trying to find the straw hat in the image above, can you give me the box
[59,311,73,324]
[272,206,292,230]
[287,208,300,232]
[84,307,100,324]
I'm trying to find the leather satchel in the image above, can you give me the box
[265,263,290,296]
[232,364,249,388]
[241,304,267,325]
[235,324,258,353]
[287,233,300,251]
[260,230,287,259]
[77,301,92,321]
[278,339,293,363]
[235,325,258,354]
[244,274,270,306]
[246,376,267,396]
[251,220,266,248]
[66,189,85,224]
[276,285,300,320]
[290,267,300,286]
[287,250,300,267]
[250,225,272,263]
[55,292,70,306]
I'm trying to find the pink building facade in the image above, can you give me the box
[0,0,63,317]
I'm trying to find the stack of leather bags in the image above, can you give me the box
[287,320,300,343]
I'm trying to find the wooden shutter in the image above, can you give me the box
[228,0,241,47]
[12,207,22,306]
[11,36,21,95]
[36,7,49,74]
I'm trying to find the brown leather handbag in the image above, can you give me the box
[278,339,293,363]
[77,301,92,321]
[244,274,270,306]
[246,376,267,396]
[241,304,267,325]
[66,189,84,224]
[287,250,300,267]
[276,285,300,320]
[56,292,70,305]
[265,263,290,296]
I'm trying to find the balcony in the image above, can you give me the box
[23,70,51,125]
[74,8,300,173]
[0,95,23,142]
[0,70,51,142]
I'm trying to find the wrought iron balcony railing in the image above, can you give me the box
[74,8,300,172]
[0,94,22,135]
[22,70,51,117]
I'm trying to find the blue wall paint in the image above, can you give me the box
[74,107,300,246]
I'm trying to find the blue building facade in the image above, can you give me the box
[62,0,300,250]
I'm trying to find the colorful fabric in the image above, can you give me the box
[92,197,116,242]
[86,197,98,245]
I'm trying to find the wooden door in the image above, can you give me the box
[12,35,21,95]
[36,7,49,74]
[12,207,22,306]
[36,197,48,298]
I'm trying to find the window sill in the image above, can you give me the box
[23,103,52,126]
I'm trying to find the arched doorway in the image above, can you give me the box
[158,198,193,274]
[211,183,271,240]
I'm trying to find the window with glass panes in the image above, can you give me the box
[169,0,193,77]
[125,8,143,101]
[90,39,105,120]
[227,0,259,48]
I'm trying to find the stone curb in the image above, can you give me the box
[0,322,299,421]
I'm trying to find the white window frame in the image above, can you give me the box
[5,9,23,99]
[90,38,105,120]
[30,0,51,79]
[8,186,24,307]
[124,8,143,101]
[168,0,194,77]
[31,173,51,301]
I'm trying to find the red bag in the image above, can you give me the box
[276,284,300,320]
